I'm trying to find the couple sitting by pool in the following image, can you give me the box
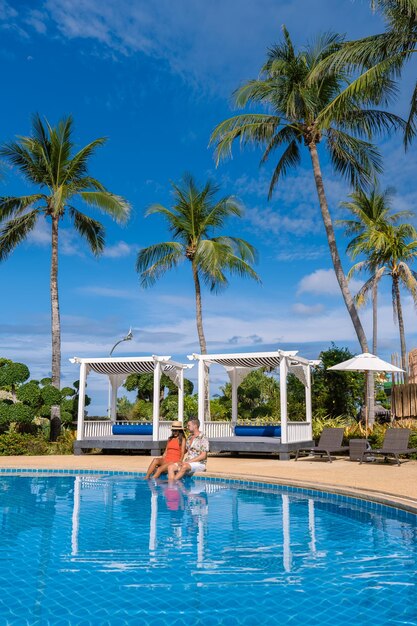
[144,417,209,481]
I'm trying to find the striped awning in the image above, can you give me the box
[188,350,304,370]
[89,360,156,375]
[70,356,191,378]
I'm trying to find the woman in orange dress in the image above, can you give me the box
[144,421,186,479]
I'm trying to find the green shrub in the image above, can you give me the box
[0,433,49,455]
[40,385,62,406]
[53,429,76,454]
[131,399,153,421]
[16,382,42,406]
[0,360,30,390]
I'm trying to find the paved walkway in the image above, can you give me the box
[1,453,417,512]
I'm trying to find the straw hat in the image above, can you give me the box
[171,420,185,431]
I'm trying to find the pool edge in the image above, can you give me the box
[1,466,416,517]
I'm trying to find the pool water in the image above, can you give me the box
[0,474,416,625]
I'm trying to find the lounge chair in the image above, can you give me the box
[295,428,348,463]
[360,428,417,466]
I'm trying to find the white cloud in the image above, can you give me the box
[277,246,327,262]
[297,269,363,297]
[0,0,17,20]
[77,286,137,299]
[14,0,380,93]
[292,303,325,316]
[29,220,50,245]
[102,241,135,258]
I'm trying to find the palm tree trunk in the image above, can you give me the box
[50,215,61,441]
[393,275,408,383]
[308,142,369,352]
[192,260,210,419]
[192,261,207,354]
[372,279,378,355]
[367,279,379,427]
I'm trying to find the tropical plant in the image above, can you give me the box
[0,358,30,400]
[136,174,260,354]
[340,186,411,354]
[0,115,130,439]
[312,344,364,419]
[314,1,417,144]
[124,372,194,403]
[220,369,280,421]
[349,222,417,380]
[210,27,404,352]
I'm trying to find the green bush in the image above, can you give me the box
[40,385,62,406]
[54,429,76,454]
[16,382,42,406]
[0,433,49,455]
[131,399,153,421]
[0,359,30,390]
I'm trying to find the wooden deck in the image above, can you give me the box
[73,435,315,460]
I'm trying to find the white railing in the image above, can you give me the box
[82,420,310,442]
[203,421,234,438]
[83,420,112,438]
[286,421,312,444]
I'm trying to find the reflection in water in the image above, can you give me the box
[2,475,416,624]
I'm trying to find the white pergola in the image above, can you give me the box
[70,355,193,441]
[188,350,317,444]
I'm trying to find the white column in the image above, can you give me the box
[76,362,87,441]
[231,367,238,428]
[305,364,313,440]
[110,376,118,422]
[152,362,161,441]
[280,356,288,444]
[178,368,184,424]
[198,358,205,428]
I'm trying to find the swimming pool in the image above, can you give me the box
[1,472,416,625]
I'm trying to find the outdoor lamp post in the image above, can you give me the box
[107,328,133,418]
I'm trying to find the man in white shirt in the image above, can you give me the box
[167,417,209,481]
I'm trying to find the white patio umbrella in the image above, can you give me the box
[328,352,404,432]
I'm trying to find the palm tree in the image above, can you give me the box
[349,221,417,381]
[136,174,260,355]
[210,28,404,353]
[314,1,417,144]
[0,114,131,438]
[340,186,412,353]
[340,186,412,424]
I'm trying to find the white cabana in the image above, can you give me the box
[70,355,193,442]
[188,350,318,444]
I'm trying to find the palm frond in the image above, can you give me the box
[79,191,131,223]
[136,242,183,287]
[267,140,301,199]
[342,109,406,139]
[196,239,260,292]
[0,209,40,261]
[69,208,105,255]
[213,236,259,264]
[209,114,280,164]
[0,194,44,221]
[64,138,107,183]
[404,79,417,147]
[326,129,382,188]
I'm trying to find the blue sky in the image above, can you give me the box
[1,0,417,413]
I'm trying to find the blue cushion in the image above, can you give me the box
[234,425,281,438]
[112,424,153,435]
